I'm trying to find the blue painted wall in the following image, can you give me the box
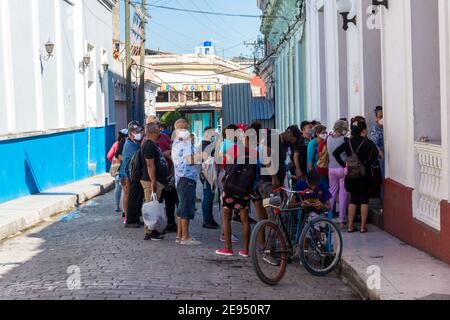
[0,125,115,204]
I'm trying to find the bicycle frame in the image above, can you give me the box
[270,187,336,258]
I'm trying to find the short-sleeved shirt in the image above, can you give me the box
[307,139,319,172]
[294,181,332,205]
[172,139,200,185]
[119,139,141,179]
[156,133,172,153]
[370,124,384,152]
[141,139,168,184]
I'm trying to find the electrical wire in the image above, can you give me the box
[130,1,287,19]
[130,61,253,99]
[133,60,253,78]
[185,0,234,41]
[202,0,252,40]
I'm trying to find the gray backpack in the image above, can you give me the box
[346,140,366,179]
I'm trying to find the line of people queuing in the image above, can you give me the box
[107,107,384,257]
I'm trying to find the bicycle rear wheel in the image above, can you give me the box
[299,217,343,277]
[250,220,288,286]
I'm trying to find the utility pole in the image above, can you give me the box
[125,0,132,123]
[139,0,147,122]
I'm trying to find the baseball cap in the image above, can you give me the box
[128,121,143,133]
[300,121,311,130]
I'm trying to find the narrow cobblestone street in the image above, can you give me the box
[0,191,358,300]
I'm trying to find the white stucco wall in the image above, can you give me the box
[0,0,116,138]
[381,0,416,187]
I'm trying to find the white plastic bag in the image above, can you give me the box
[142,194,167,233]
[202,156,218,192]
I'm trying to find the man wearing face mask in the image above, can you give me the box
[119,121,145,227]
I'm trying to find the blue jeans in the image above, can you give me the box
[114,175,122,209]
[176,178,197,220]
[202,181,215,223]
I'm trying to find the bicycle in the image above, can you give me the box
[249,187,343,286]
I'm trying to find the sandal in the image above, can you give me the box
[360,228,368,234]
[348,227,359,233]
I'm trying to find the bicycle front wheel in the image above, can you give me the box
[299,217,343,277]
[250,220,288,286]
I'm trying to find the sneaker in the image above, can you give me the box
[263,254,281,266]
[115,207,121,213]
[144,230,164,241]
[216,248,234,256]
[175,237,181,244]
[239,250,249,258]
[220,234,240,243]
[203,222,219,230]
[211,220,220,228]
[248,217,257,225]
[180,238,202,246]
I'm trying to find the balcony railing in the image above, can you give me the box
[413,142,443,231]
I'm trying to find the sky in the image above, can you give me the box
[120,0,262,59]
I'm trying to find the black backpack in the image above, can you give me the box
[346,139,366,180]
[223,162,257,198]
[128,149,144,182]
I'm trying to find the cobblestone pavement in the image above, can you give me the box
[0,191,358,300]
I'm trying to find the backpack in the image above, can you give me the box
[317,139,329,169]
[155,151,169,187]
[223,162,257,198]
[128,149,144,182]
[346,139,366,180]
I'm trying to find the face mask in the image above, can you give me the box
[319,133,328,140]
[134,133,143,141]
[177,129,191,141]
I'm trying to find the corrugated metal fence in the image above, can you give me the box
[222,83,275,129]
[222,83,253,127]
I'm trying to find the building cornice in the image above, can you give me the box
[260,0,304,48]
[97,0,118,12]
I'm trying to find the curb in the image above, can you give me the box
[0,175,114,242]
[337,258,381,300]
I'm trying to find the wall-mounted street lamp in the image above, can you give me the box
[40,39,55,62]
[372,0,388,9]
[79,54,91,74]
[337,0,356,31]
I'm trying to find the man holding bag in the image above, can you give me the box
[141,123,169,241]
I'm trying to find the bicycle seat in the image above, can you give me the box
[263,196,283,209]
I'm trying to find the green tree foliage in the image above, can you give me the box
[161,110,182,130]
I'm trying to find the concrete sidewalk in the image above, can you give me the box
[0,174,114,242]
[339,224,450,300]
